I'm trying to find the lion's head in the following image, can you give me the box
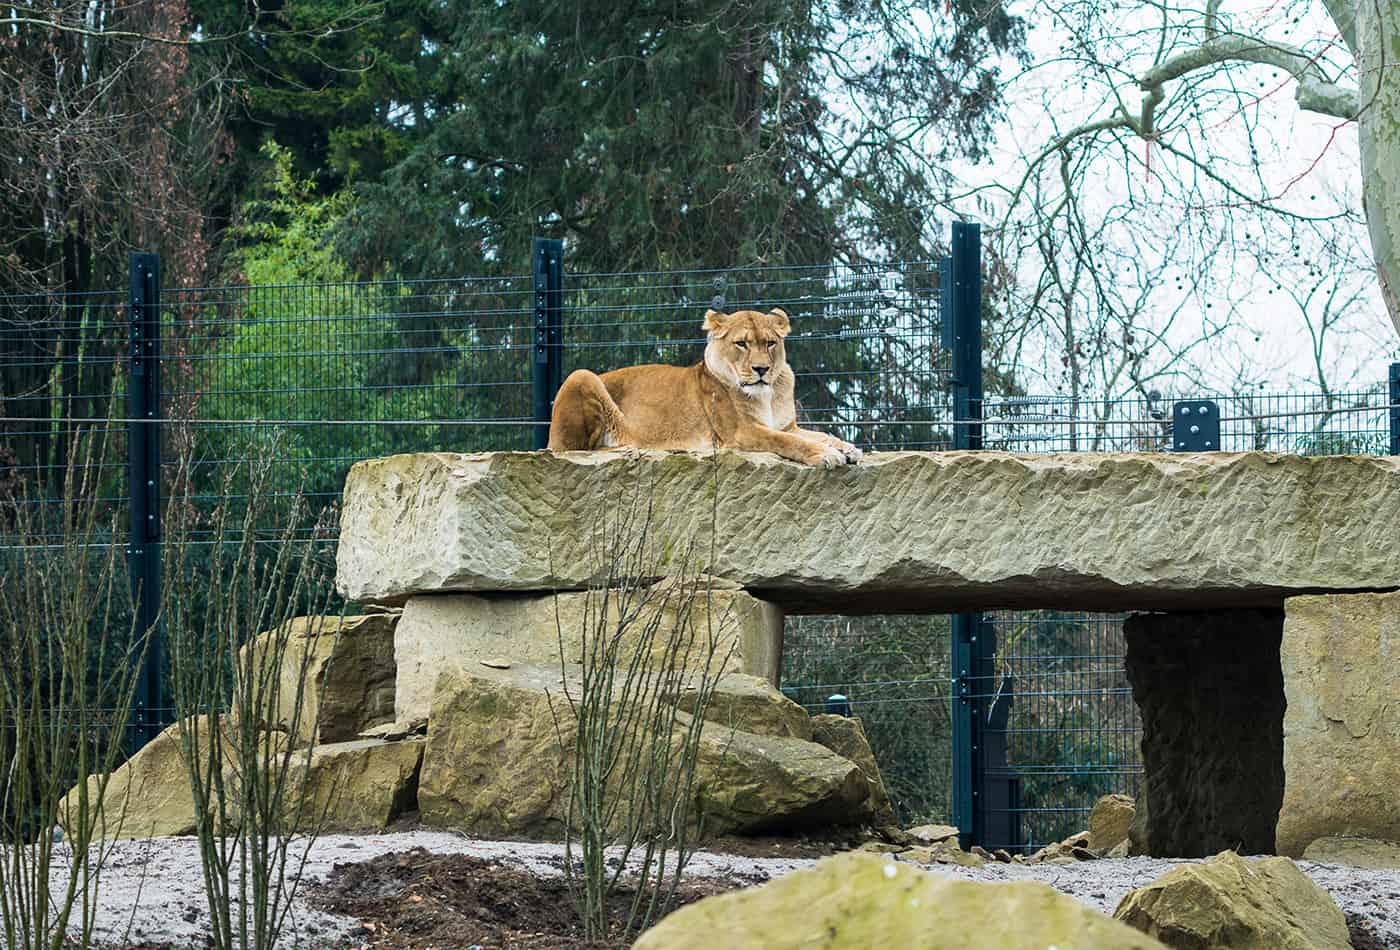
[702,307,791,395]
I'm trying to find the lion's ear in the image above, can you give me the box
[703,309,731,337]
[768,307,791,337]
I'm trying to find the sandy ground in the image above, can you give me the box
[48,830,1400,947]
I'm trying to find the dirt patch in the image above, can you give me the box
[311,848,738,949]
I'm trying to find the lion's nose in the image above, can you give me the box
[754,365,769,378]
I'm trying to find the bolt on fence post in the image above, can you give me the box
[1389,363,1399,456]
[127,251,163,747]
[532,238,564,449]
[1170,400,1220,452]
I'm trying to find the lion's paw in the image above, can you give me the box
[836,440,864,463]
[810,445,847,469]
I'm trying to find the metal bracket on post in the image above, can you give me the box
[127,251,162,748]
[531,238,564,450]
[1171,400,1220,452]
[1389,363,1399,456]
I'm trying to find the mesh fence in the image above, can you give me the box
[982,388,1392,455]
[565,261,951,450]
[2,257,1397,850]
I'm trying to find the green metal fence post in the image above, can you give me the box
[1390,363,1399,456]
[127,251,163,746]
[531,238,564,449]
[946,221,989,850]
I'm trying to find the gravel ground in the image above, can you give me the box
[46,830,1400,947]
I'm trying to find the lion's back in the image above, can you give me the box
[600,363,713,446]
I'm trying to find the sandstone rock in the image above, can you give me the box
[65,716,285,840]
[905,823,961,845]
[336,450,1400,612]
[808,714,895,826]
[238,613,397,746]
[1124,610,1284,857]
[900,843,986,867]
[1302,835,1400,868]
[634,852,1167,949]
[63,717,201,839]
[1113,850,1349,950]
[1277,592,1400,857]
[417,665,869,839]
[283,738,423,831]
[1089,794,1136,854]
[392,590,782,722]
[676,673,812,741]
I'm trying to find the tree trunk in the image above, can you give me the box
[1355,0,1400,335]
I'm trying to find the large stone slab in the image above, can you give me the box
[1124,609,1284,857]
[393,589,782,722]
[1277,592,1400,856]
[335,451,1400,612]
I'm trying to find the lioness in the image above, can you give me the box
[547,307,863,467]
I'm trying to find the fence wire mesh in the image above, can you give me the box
[2,255,1397,850]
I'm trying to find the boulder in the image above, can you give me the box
[392,590,782,722]
[417,665,870,838]
[809,714,895,826]
[283,737,423,831]
[1302,835,1400,869]
[1124,610,1284,857]
[1113,850,1349,950]
[634,852,1167,949]
[1088,794,1136,854]
[64,715,285,840]
[1277,592,1400,856]
[63,717,202,839]
[335,450,1400,612]
[676,673,812,740]
[237,612,398,746]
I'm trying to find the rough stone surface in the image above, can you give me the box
[1124,610,1284,858]
[63,717,201,839]
[392,590,782,722]
[676,673,813,740]
[809,714,896,827]
[634,852,1168,950]
[906,823,961,845]
[65,716,286,840]
[284,738,423,831]
[1277,592,1400,857]
[239,613,398,746]
[335,450,1400,611]
[1302,836,1400,869]
[417,665,869,839]
[1089,794,1137,855]
[1113,850,1350,950]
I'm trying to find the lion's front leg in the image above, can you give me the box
[729,425,850,468]
[783,422,863,463]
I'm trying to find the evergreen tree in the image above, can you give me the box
[338,0,1026,276]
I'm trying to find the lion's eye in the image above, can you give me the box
[767,341,776,350]
[734,341,748,350]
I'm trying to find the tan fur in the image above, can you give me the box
[547,308,863,468]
